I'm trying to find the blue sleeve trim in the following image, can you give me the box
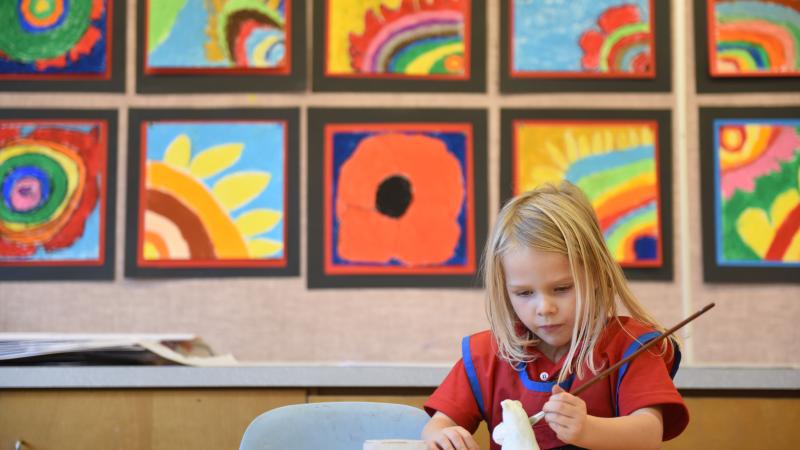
[669,339,682,379]
[461,335,486,420]
[614,331,661,416]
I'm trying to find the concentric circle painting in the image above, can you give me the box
[0,110,117,281]
[308,108,487,288]
[0,0,123,90]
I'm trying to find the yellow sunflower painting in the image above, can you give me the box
[140,121,285,267]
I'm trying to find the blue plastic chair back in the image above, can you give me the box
[239,401,430,450]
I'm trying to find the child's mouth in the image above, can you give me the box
[538,324,562,333]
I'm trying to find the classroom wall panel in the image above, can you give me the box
[0,0,797,367]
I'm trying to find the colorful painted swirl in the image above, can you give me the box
[207,0,286,68]
[713,0,800,74]
[0,0,105,71]
[0,126,101,258]
[347,0,466,75]
[516,124,661,265]
[580,4,653,73]
[718,122,800,263]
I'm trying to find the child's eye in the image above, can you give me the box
[554,285,572,293]
[515,290,534,297]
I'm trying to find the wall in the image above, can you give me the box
[0,0,798,366]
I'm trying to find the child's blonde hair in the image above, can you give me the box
[483,181,669,382]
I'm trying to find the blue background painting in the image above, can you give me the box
[330,130,468,267]
[146,122,286,257]
[513,0,650,72]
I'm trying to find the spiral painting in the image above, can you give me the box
[0,0,111,77]
[0,113,116,282]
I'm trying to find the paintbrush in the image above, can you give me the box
[528,302,715,425]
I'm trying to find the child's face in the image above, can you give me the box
[502,246,577,362]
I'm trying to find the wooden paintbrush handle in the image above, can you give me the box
[569,302,715,397]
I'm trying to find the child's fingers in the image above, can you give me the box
[547,394,578,407]
[543,398,578,418]
[549,385,577,402]
[544,411,569,433]
[453,427,480,450]
[434,435,455,450]
[441,428,470,450]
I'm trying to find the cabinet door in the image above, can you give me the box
[0,389,306,450]
[0,390,149,450]
[150,389,306,450]
[664,397,800,450]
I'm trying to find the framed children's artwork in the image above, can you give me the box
[0,0,125,92]
[700,107,800,283]
[695,0,800,92]
[500,109,673,280]
[137,0,305,93]
[312,0,486,92]
[307,108,487,288]
[0,109,117,281]
[500,0,671,93]
[125,108,299,278]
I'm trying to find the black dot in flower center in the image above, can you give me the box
[375,175,412,218]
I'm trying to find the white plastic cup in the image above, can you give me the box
[363,439,427,450]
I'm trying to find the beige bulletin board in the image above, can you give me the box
[0,0,798,366]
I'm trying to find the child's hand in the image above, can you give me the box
[542,384,588,444]
[425,425,480,450]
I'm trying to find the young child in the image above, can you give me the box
[422,181,688,450]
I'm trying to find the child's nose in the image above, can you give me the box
[536,297,557,316]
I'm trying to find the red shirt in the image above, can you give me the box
[424,317,689,450]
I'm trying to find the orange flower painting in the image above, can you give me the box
[324,124,474,275]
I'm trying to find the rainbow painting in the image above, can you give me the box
[146,0,290,73]
[714,120,800,265]
[709,0,800,76]
[137,121,287,268]
[513,120,664,267]
[0,0,111,77]
[0,119,111,271]
[510,0,654,77]
[324,0,470,78]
